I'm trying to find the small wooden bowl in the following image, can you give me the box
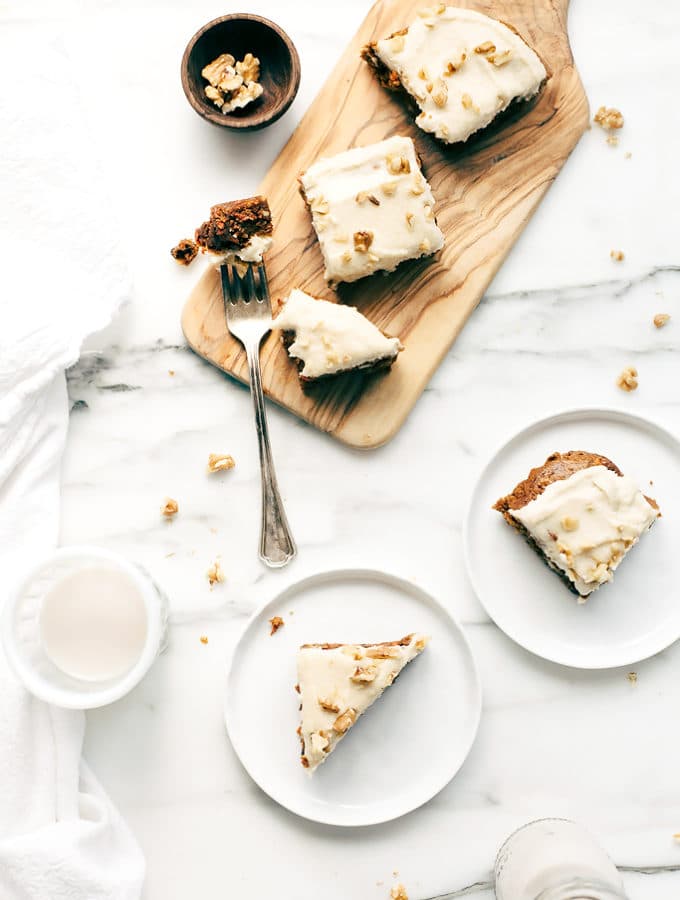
[181,14,301,131]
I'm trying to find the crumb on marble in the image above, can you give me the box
[627,671,637,684]
[610,249,625,262]
[624,151,632,159]
[168,369,175,376]
[616,366,638,392]
[269,615,285,636]
[208,453,236,473]
[170,239,199,266]
[161,497,179,518]
[606,134,619,147]
[390,885,408,900]
[207,560,225,586]
[594,106,624,130]
[653,313,671,329]
[200,635,209,645]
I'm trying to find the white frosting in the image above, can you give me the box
[511,466,659,597]
[374,6,546,144]
[203,233,272,267]
[300,135,444,284]
[275,289,401,380]
[297,634,429,771]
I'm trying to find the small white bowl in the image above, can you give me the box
[2,545,168,709]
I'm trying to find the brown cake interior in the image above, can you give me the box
[195,195,272,252]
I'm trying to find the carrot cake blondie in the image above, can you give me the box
[362,6,546,145]
[296,634,429,771]
[275,289,402,381]
[494,451,660,599]
[195,195,273,266]
[299,135,444,284]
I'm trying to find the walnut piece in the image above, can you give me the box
[350,664,378,684]
[161,497,178,518]
[610,249,625,262]
[616,366,638,392]
[170,239,199,266]
[627,672,637,684]
[353,231,374,253]
[389,34,406,53]
[366,646,400,659]
[206,560,225,586]
[236,52,260,83]
[488,48,513,66]
[269,615,284,636]
[200,635,209,645]
[594,106,624,130]
[474,41,496,54]
[431,79,448,107]
[202,51,263,115]
[386,154,411,175]
[461,93,480,113]
[202,54,236,86]
[391,885,409,900]
[653,313,671,328]
[332,708,357,734]
[561,516,579,531]
[207,453,235,473]
[356,191,380,206]
[444,53,467,75]
[310,731,330,754]
[318,697,340,713]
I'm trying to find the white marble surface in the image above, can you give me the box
[21,0,680,896]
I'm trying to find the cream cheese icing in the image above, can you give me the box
[275,289,401,380]
[511,466,659,597]
[203,233,272,267]
[297,634,429,771]
[372,6,546,144]
[299,135,444,284]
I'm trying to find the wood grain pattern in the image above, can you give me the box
[182,0,588,448]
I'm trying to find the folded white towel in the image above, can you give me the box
[0,15,144,900]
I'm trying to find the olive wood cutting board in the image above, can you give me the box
[182,0,588,449]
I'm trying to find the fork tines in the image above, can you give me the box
[220,262,270,309]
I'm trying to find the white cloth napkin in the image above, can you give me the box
[0,14,144,900]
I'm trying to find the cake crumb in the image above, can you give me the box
[594,106,624,130]
[200,635,209,645]
[627,671,637,684]
[161,498,179,518]
[168,369,175,376]
[170,239,199,266]
[206,560,225,586]
[269,615,285,636]
[617,366,638,392]
[390,885,408,900]
[208,453,236,473]
[606,134,619,147]
[610,249,625,262]
[653,313,671,329]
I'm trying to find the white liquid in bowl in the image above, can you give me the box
[39,566,148,682]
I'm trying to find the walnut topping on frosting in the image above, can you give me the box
[444,53,467,75]
[431,79,448,107]
[461,93,480,113]
[350,664,378,684]
[356,191,381,206]
[333,708,357,734]
[353,231,374,253]
[617,366,638,392]
[561,516,579,532]
[488,48,513,66]
[387,154,411,175]
[474,41,496,54]
[318,697,340,713]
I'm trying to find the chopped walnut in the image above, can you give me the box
[405,212,415,230]
[356,191,380,206]
[653,313,671,328]
[474,41,496,54]
[561,516,579,531]
[350,664,378,684]
[202,51,263,115]
[170,239,199,266]
[311,197,330,215]
[616,366,638,392]
[488,48,513,66]
[391,885,409,900]
[333,708,357,734]
[610,249,625,262]
[418,239,430,253]
[161,497,178,518]
[318,697,340,713]
[461,93,479,112]
[207,453,235,473]
[200,635,209,645]
[594,106,624,130]
[353,231,374,253]
[387,154,411,175]
[236,52,260,83]
[414,637,427,651]
[410,179,425,196]
[222,81,263,112]
[389,34,405,53]
[431,79,448,107]
[366,646,400,659]
[310,731,330,754]
[381,181,399,196]
[206,560,225,586]
[444,53,467,75]
[202,53,236,86]
[269,615,284,636]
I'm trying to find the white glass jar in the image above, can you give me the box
[495,819,627,900]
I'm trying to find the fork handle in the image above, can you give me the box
[245,341,297,568]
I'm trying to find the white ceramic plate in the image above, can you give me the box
[225,569,481,826]
[464,408,680,669]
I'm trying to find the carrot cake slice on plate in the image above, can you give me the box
[493,451,660,600]
[275,289,402,381]
[362,6,546,145]
[296,633,429,771]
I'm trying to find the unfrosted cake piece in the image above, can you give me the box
[296,634,429,771]
[299,135,444,284]
[494,451,660,599]
[195,196,273,266]
[362,6,547,145]
[275,289,401,381]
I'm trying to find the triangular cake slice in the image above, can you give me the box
[296,633,429,771]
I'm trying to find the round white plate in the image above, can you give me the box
[225,569,481,826]
[464,408,680,669]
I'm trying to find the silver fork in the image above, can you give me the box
[220,262,296,568]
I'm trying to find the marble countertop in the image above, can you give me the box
[41,0,680,896]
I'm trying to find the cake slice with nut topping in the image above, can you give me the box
[299,135,444,284]
[275,289,402,381]
[362,6,546,145]
[297,634,429,771]
[493,451,660,599]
